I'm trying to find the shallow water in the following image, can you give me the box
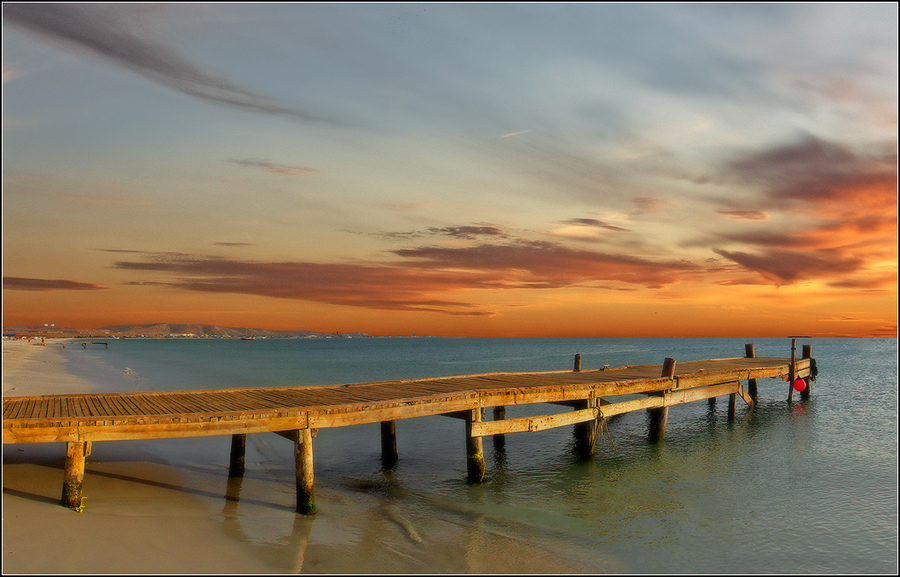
[59,337,898,573]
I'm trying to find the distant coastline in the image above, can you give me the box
[1,323,383,340]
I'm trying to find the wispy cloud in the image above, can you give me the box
[560,218,629,232]
[228,158,322,177]
[717,210,769,221]
[3,277,109,291]
[110,236,711,315]
[359,224,509,242]
[393,240,705,290]
[4,3,328,122]
[112,253,496,316]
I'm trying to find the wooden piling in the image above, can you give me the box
[492,406,506,451]
[62,441,89,509]
[787,339,797,402]
[229,433,246,477]
[728,392,737,421]
[801,345,812,399]
[649,358,676,442]
[573,398,596,459]
[295,429,316,515]
[465,410,486,483]
[381,420,398,467]
[745,343,758,398]
[573,354,582,372]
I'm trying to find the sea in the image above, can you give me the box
[60,337,897,573]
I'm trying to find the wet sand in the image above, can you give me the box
[2,339,612,574]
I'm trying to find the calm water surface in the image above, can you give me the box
[64,337,897,573]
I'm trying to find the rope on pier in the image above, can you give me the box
[596,408,617,450]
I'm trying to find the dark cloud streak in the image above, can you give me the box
[4,277,109,291]
[110,239,707,315]
[228,159,322,177]
[4,4,328,122]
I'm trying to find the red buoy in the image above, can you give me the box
[792,378,806,392]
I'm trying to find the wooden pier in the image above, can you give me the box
[3,342,815,513]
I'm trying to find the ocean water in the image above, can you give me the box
[61,337,897,573]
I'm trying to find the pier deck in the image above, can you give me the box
[3,345,815,513]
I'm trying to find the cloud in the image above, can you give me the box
[112,253,497,316]
[4,3,328,122]
[110,237,707,315]
[2,64,20,84]
[3,277,109,291]
[560,218,629,232]
[712,248,864,285]
[393,239,702,289]
[717,210,769,221]
[708,134,898,287]
[228,159,322,177]
[500,130,532,138]
[359,224,509,242]
[725,134,897,218]
[425,225,510,240]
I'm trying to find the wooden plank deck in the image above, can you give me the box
[3,356,810,444]
[2,347,816,513]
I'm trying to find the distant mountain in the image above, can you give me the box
[2,323,374,339]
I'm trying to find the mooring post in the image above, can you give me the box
[465,409,486,483]
[573,354,582,372]
[573,398,597,459]
[649,358,676,442]
[295,428,316,515]
[62,441,90,509]
[745,343,758,398]
[229,434,246,477]
[787,338,797,402]
[492,406,506,451]
[381,420,398,467]
[801,344,812,399]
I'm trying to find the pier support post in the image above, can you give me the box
[229,434,246,477]
[465,409,486,483]
[62,441,90,509]
[492,406,506,451]
[573,354,582,372]
[381,420,398,467]
[649,358,676,442]
[787,339,797,402]
[801,345,812,399]
[745,343,758,398]
[295,429,316,515]
[573,398,596,459]
[728,392,737,421]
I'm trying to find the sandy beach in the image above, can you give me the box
[2,339,606,574]
[2,340,281,573]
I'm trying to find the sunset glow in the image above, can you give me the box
[3,3,897,337]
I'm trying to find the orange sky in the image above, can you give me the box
[3,4,897,337]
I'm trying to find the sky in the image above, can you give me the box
[2,3,897,338]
